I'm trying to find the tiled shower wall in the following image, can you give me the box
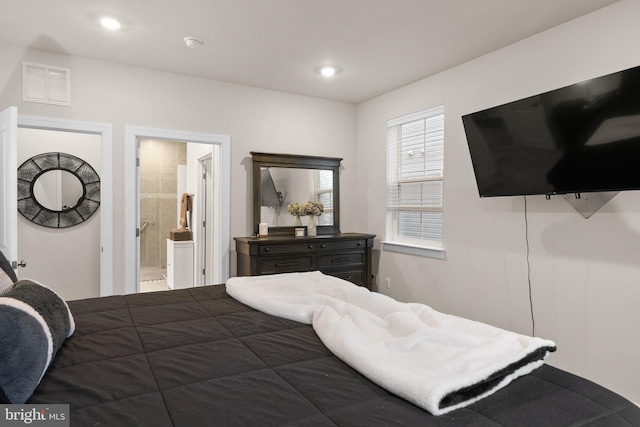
[139,139,187,268]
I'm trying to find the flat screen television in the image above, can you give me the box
[462,65,640,197]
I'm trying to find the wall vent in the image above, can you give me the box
[22,61,71,106]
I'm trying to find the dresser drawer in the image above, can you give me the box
[315,240,367,251]
[318,251,364,268]
[324,270,365,286]
[259,255,314,274]
[259,243,317,255]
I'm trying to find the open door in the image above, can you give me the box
[0,107,18,271]
[198,155,214,285]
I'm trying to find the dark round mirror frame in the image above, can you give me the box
[17,152,101,228]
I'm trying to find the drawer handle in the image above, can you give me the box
[332,258,351,263]
[264,247,270,252]
[275,262,300,267]
[308,245,314,249]
[321,244,327,248]
[357,242,363,246]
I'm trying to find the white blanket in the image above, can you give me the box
[226,271,556,415]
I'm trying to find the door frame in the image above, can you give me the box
[195,152,215,286]
[124,126,230,294]
[0,107,18,267]
[17,115,114,296]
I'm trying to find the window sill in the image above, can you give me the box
[381,241,445,259]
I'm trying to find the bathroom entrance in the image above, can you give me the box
[133,133,227,293]
[138,138,188,292]
[124,126,230,295]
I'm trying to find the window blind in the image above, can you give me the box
[387,105,444,246]
[308,169,334,225]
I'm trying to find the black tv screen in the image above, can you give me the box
[462,65,640,197]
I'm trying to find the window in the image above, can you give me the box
[309,169,333,225]
[385,105,444,256]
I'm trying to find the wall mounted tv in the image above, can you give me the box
[462,65,640,198]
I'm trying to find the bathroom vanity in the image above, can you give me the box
[166,239,194,289]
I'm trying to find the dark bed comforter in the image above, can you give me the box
[28,285,640,426]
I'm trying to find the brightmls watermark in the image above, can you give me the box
[0,405,69,426]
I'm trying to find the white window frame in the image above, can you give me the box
[383,105,445,259]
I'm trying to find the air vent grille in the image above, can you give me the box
[22,61,71,106]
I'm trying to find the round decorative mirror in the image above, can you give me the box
[17,152,101,228]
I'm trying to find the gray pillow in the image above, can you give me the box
[0,271,13,295]
[0,279,75,403]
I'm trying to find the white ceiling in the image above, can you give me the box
[0,0,618,104]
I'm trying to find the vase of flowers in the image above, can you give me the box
[288,201,323,235]
[301,201,324,237]
[287,202,304,226]
[306,216,317,236]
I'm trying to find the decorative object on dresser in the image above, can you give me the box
[288,201,324,236]
[287,202,305,227]
[235,233,375,289]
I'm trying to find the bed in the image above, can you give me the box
[1,264,639,426]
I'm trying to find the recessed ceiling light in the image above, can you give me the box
[314,65,342,78]
[321,67,336,77]
[100,17,121,30]
[184,37,203,48]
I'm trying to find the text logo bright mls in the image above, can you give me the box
[1,405,69,426]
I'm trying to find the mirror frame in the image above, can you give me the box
[17,152,101,228]
[252,152,342,236]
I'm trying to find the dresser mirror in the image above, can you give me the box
[251,152,341,236]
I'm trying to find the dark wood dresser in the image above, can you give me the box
[234,233,375,289]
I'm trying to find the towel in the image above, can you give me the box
[179,193,192,229]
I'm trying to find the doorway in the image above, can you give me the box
[16,115,113,297]
[138,138,188,293]
[124,126,230,294]
[17,128,101,299]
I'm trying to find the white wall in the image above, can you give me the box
[0,41,358,294]
[357,0,640,403]
[17,128,101,300]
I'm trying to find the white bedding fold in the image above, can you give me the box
[226,271,556,415]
